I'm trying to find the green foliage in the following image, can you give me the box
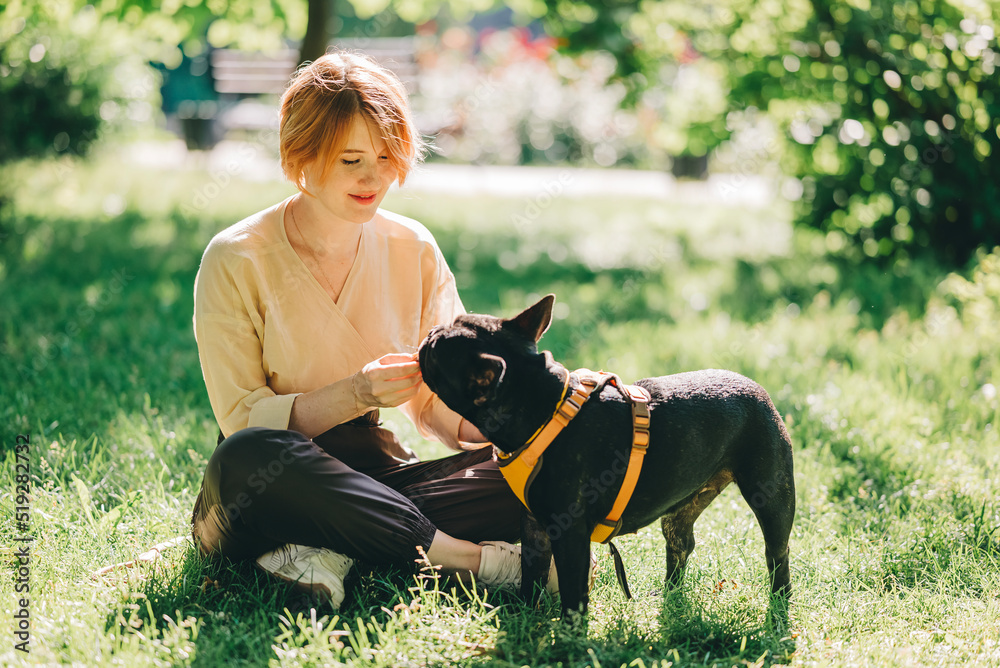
[1,154,997,665]
[0,5,112,162]
[544,0,1000,267]
[751,0,1000,267]
[539,1,734,161]
[0,0,306,165]
[938,245,1000,341]
[538,0,647,97]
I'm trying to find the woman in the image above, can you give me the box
[189,51,551,608]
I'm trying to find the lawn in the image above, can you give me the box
[1,146,998,667]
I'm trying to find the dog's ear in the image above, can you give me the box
[506,294,555,343]
[468,353,506,406]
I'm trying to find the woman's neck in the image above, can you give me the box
[289,194,364,258]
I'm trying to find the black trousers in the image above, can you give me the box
[191,412,522,564]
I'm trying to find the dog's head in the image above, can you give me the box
[418,294,555,432]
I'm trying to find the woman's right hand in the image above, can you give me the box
[352,353,423,411]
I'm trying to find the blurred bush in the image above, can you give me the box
[0,36,103,161]
[751,0,1000,268]
[413,27,660,167]
[938,245,1000,337]
[543,0,1000,268]
[0,5,160,163]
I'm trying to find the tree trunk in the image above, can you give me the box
[300,0,334,65]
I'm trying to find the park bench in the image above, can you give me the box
[208,37,419,137]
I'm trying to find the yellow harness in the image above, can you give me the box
[495,368,651,544]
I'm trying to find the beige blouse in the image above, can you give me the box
[193,196,465,447]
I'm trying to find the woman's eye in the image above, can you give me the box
[342,159,360,165]
[379,155,389,161]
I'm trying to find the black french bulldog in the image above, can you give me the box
[418,294,795,619]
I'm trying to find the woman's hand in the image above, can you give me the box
[352,353,423,411]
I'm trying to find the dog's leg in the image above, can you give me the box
[550,531,593,618]
[519,511,552,604]
[661,511,694,589]
[661,469,734,590]
[733,425,795,598]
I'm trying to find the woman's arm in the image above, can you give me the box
[196,238,423,439]
[458,419,488,444]
[288,353,423,439]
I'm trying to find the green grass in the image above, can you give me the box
[1,145,998,667]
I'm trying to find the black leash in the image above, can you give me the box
[607,540,632,599]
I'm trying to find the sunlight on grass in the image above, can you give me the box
[1,151,997,666]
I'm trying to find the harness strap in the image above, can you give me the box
[590,382,651,543]
[495,369,605,508]
[522,371,598,467]
[510,370,571,458]
[495,368,652,545]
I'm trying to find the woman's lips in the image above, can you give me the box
[350,193,377,204]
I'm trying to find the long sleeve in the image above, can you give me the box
[193,201,471,447]
[397,242,467,450]
[194,239,300,438]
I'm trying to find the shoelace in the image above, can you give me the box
[263,543,299,570]
[481,543,521,585]
[278,544,295,566]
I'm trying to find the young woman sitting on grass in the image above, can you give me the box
[189,51,550,608]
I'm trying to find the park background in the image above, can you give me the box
[1,0,998,666]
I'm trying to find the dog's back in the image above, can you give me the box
[620,369,792,534]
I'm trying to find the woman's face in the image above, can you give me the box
[302,114,399,225]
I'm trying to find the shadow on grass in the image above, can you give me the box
[100,542,796,667]
[103,550,304,667]
[1,209,214,448]
[103,548,459,666]
[490,585,796,667]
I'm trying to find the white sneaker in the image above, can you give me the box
[477,541,596,595]
[255,544,354,608]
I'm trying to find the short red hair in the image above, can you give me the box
[279,50,425,190]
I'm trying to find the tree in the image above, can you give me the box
[302,0,335,63]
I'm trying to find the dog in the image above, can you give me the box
[418,294,795,619]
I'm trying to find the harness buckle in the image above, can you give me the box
[557,395,583,420]
[629,385,651,451]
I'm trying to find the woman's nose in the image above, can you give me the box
[359,162,381,189]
